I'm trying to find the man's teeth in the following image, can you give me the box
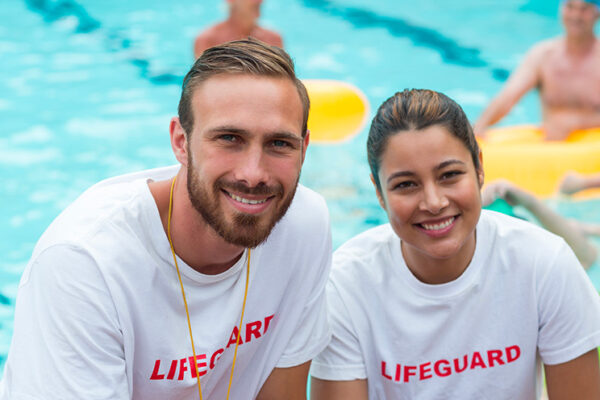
[421,217,454,231]
[229,193,267,205]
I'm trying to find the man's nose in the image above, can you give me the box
[233,147,269,187]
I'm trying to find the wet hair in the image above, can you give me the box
[178,38,310,137]
[367,88,481,191]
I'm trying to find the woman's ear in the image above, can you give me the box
[477,150,484,187]
[371,174,387,210]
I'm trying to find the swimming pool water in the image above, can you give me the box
[1,0,599,372]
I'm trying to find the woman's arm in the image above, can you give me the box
[256,362,311,400]
[310,377,368,400]
[545,348,600,399]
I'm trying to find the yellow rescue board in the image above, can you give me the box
[480,125,600,197]
[303,79,369,144]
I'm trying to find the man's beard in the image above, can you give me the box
[186,164,299,248]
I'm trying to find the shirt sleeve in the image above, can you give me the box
[0,244,130,400]
[275,218,333,368]
[310,280,367,381]
[537,241,600,365]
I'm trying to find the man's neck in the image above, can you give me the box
[227,12,257,37]
[565,34,597,55]
[148,172,245,275]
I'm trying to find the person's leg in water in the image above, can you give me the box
[482,179,598,269]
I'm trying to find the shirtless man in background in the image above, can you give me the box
[194,0,283,58]
[474,0,600,140]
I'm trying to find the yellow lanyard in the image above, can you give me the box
[167,176,250,399]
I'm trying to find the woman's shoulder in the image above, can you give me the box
[336,223,395,254]
[478,210,573,272]
[480,209,565,247]
[332,224,397,276]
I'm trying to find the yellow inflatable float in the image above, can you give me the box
[303,79,369,144]
[480,125,600,197]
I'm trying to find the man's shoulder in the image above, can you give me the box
[334,224,394,264]
[528,37,562,59]
[254,26,283,47]
[195,22,231,47]
[269,184,329,239]
[287,184,328,220]
[34,166,175,253]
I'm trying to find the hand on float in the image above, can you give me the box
[482,179,534,208]
[559,172,587,195]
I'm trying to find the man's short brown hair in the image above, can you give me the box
[178,38,310,137]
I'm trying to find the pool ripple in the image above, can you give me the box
[301,0,511,81]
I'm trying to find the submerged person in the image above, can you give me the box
[483,177,600,269]
[310,89,600,399]
[0,39,332,399]
[194,0,283,58]
[474,0,600,140]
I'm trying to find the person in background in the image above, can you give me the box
[482,176,600,269]
[0,39,331,400]
[310,89,600,399]
[560,171,600,195]
[474,0,600,140]
[194,0,283,58]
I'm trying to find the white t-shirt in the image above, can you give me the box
[311,210,600,400]
[1,166,332,400]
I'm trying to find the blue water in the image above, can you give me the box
[1,0,599,373]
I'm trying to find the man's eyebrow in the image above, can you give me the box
[264,132,304,144]
[206,126,248,135]
[206,127,303,144]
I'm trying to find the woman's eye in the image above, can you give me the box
[441,170,463,180]
[393,181,416,190]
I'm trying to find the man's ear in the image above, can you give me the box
[170,117,188,167]
[371,174,387,211]
[301,130,310,164]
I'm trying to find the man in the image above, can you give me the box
[0,39,331,399]
[474,0,600,140]
[194,0,283,58]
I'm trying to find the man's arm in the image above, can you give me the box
[473,42,548,137]
[255,362,311,400]
[544,348,600,399]
[310,377,368,400]
[1,245,128,399]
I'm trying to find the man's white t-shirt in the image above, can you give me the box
[1,166,332,399]
[311,210,600,399]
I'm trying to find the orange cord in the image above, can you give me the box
[167,176,250,399]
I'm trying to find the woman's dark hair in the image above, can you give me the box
[367,89,481,191]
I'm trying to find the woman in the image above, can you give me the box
[310,89,600,399]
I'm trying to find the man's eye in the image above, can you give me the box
[272,140,291,148]
[219,134,238,142]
